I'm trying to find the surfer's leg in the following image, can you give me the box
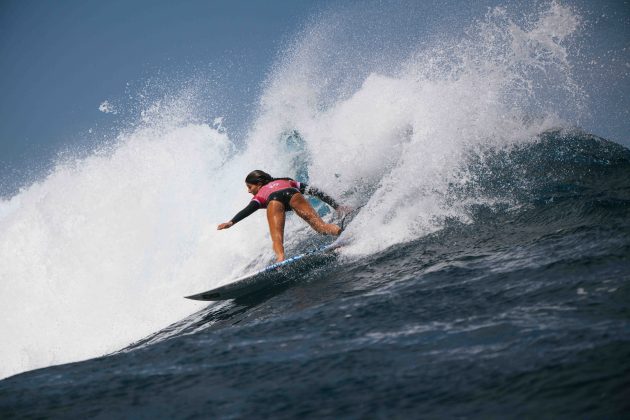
[266,200,286,262]
[290,193,341,236]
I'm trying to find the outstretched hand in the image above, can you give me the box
[217,221,234,230]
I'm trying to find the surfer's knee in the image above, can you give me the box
[289,193,341,235]
[323,223,342,236]
[303,214,328,233]
[310,220,341,236]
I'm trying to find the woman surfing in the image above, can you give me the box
[217,170,344,262]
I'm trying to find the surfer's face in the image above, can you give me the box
[246,182,261,195]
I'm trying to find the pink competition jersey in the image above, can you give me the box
[252,179,301,207]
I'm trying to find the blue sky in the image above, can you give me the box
[1,0,628,196]
[0,0,332,194]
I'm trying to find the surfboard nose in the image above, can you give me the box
[185,292,221,301]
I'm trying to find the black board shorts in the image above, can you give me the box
[268,188,299,210]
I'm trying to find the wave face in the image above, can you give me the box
[2,128,628,417]
[0,2,627,414]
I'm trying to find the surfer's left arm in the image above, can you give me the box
[217,201,261,230]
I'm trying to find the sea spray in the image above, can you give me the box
[248,2,583,256]
[0,98,269,379]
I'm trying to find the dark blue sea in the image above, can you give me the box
[1,130,629,418]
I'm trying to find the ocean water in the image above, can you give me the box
[1,2,629,418]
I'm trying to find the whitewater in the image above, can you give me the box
[0,4,628,415]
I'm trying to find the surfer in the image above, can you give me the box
[217,170,344,262]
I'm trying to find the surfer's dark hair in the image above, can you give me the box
[245,170,274,185]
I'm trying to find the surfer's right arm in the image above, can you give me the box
[299,183,340,210]
[299,183,353,215]
[217,201,261,230]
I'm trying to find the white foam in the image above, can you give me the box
[0,103,273,379]
[251,1,582,256]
